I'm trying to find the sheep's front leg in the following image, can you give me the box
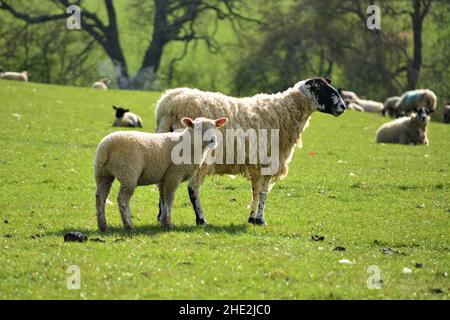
[248,177,262,224]
[117,183,136,230]
[254,177,272,226]
[157,183,163,222]
[188,183,207,226]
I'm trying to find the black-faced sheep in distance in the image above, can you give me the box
[155,77,346,226]
[112,106,143,128]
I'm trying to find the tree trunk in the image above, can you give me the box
[407,0,424,90]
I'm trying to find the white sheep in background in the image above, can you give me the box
[92,78,111,90]
[353,98,384,113]
[0,71,30,82]
[376,107,430,145]
[94,116,228,230]
[112,106,144,128]
[443,103,450,124]
[155,77,346,226]
[347,102,364,112]
[396,89,437,117]
[382,96,401,117]
[338,89,359,105]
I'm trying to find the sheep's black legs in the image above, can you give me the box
[95,177,114,232]
[157,183,163,222]
[117,184,135,230]
[188,184,207,226]
[248,177,262,224]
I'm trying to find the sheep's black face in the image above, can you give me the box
[305,77,346,116]
[113,106,129,118]
[415,107,431,123]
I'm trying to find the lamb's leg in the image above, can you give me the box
[248,177,262,224]
[188,174,207,225]
[160,177,181,229]
[95,177,114,232]
[117,183,136,230]
[254,177,272,226]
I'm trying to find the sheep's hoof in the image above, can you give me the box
[254,218,267,226]
[98,226,107,232]
[196,218,208,226]
[248,217,256,224]
[124,224,134,231]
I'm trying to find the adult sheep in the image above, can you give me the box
[353,98,384,113]
[376,107,430,145]
[155,77,346,226]
[396,89,437,117]
[382,96,401,117]
[338,89,359,105]
[1,71,30,82]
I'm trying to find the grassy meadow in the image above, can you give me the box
[0,80,449,299]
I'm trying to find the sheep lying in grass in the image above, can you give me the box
[443,103,450,124]
[94,116,228,230]
[92,78,111,90]
[347,102,364,112]
[0,71,30,82]
[396,89,437,117]
[353,98,384,113]
[112,106,143,128]
[382,96,401,117]
[338,89,359,105]
[376,107,430,145]
[156,77,346,226]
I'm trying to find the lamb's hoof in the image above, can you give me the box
[196,219,208,226]
[161,222,173,230]
[124,225,134,232]
[248,217,256,224]
[254,218,267,226]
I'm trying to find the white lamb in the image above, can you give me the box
[376,107,430,145]
[94,116,228,230]
[155,77,346,226]
[0,71,30,82]
[92,78,111,90]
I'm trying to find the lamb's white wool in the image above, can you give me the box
[376,108,430,145]
[353,98,384,113]
[155,77,346,225]
[396,89,437,117]
[112,106,143,128]
[94,117,228,230]
[0,71,30,82]
[92,78,111,90]
[347,102,364,112]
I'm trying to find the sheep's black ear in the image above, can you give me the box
[125,109,130,113]
[113,106,117,110]
[324,78,332,84]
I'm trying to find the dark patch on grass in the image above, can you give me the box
[4,234,14,238]
[382,248,407,256]
[31,234,44,239]
[63,232,87,242]
[415,263,424,268]
[311,235,325,241]
[90,238,106,243]
[224,185,236,191]
[333,246,346,251]
[429,288,444,294]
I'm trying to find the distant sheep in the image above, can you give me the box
[396,89,437,117]
[94,116,228,230]
[0,71,30,82]
[354,98,384,113]
[382,96,401,117]
[338,89,359,105]
[443,103,450,124]
[92,78,111,90]
[156,77,346,226]
[347,102,364,112]
[112,106,143,128]
[376,107,430,145]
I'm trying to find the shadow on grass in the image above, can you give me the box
[47,223,249,238]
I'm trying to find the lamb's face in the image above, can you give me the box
[415,107,431,123]
[113,106,129,118]
[303,77,346,116]
[181,117,228,150]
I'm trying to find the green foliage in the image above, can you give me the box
[0,80,449,299]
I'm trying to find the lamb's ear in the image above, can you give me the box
[324,78,332,84]
[181,117,194,128]
[215,117,228,127]
[113,106,117,110]
[124,109,130,113]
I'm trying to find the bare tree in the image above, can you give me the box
[0,0,257,89]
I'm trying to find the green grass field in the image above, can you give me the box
[0,80,449,299]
